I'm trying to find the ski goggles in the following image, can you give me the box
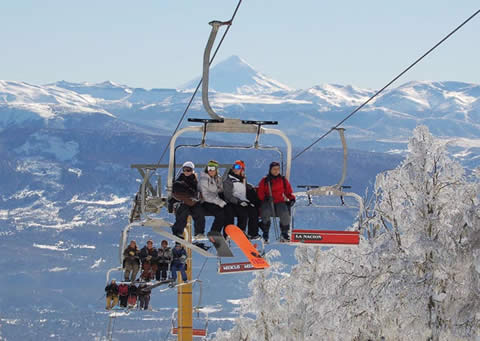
[233,164,243,170]
[182,167,193,172]
[207,161,219,171]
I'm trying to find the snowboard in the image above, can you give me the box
[207,232,234,257]
[224,225,269,269]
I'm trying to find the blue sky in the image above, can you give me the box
[1,0,479,90]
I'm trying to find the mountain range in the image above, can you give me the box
[1,55,479,165]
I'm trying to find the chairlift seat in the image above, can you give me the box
[187,118,224,124]
[241,120,278,125]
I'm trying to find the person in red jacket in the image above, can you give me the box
[257,161,295,242]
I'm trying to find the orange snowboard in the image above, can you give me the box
[225,225,269,269]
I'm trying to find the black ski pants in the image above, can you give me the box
[172,203,206,236]
[156,263,169,281]
[225,204,248,231]
[139,294,150,310]
[202,202,225,233]
[225,203,259,237]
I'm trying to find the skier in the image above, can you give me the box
[170,242,188,286]
[139,239,158,282]
[137,283,152,310]
[199,160,226,238]
[223,160,261,239]
[156,240,172,281]
[170,161,206,239]
[105,279,119,310]
[118,282,129,308]
[123,240,140,282]
[257,161,296,242]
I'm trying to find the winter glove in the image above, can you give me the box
[180,255,187,262]
[239,201,249,207]
[129,251,135,256]
[146,255,152,261]
[287,198,296,207]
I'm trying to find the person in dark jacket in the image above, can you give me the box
[223,160,261,239]
[170,242,188,285]
[199,160,226,238]
[171,161,206,239]
[257,162,296,242]
[123,240,140,282]
[138,283,152,310]
[127,283,138,308]
[139,240,158,282]
[118,282,129,307]
[156,240,172,280]
[105,279,119,310]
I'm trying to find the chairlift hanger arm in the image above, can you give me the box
[202,21,232,120]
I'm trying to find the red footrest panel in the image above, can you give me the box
[218,261,263,274]
[172,328,207,336]
[291,229,360,245]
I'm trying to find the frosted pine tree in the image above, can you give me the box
[213,126,480,340]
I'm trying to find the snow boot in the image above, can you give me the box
[280,224,290,242]
[260,220,270,243]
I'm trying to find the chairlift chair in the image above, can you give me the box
[287,128,362,246]
[171,307,209,340]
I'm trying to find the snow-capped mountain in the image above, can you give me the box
[179,55,293,94]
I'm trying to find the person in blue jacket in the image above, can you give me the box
[170,242,188,286]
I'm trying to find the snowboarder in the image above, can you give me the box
[170,161,206,239]
[223,160,261,239]
[170,242,188,286]
[123,240,140,282]
[199,160,226,238]
[139,239,158,282]
[156,240,172,281]
[105,279,119,310]
[137,283,152,310]
[257,162,295,242]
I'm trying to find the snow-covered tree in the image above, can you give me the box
[214,126,480,340]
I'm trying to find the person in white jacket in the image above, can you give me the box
[199,160,226,236]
